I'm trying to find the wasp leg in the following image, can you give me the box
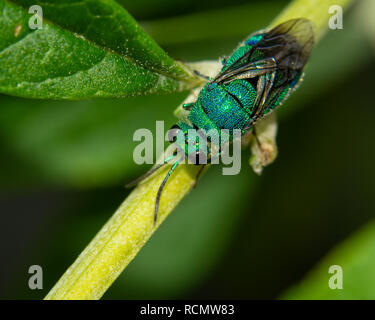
[253,71,276,118]
[248,113,278,175]
[252,127,268,164]
[183,102,195,111]
[193,164,206,189]
[215,57,276,84]
[194,70,210,80]
[192,145,222,188]
[242,71,276,132]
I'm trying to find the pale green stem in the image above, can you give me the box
[271,0,352,41]
[45,0,354,300]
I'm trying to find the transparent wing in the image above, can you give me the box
[258,18,314,81]
[214,18,314,85]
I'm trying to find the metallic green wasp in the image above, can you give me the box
[128,18,314,223]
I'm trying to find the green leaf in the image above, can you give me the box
[282,221,375,299]
[0,0,200,99]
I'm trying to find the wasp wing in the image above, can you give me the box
[258,18,314,84]
[215,18,314,86]
[214,19,314,128]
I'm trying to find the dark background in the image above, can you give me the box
[0,0,374,299]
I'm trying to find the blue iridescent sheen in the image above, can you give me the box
[246,33,263,46]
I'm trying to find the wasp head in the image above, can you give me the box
[168,122,209,165]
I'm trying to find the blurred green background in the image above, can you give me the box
[1,0,375,299]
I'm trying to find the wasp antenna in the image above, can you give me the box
[194,70,210,80]
[154,160,180,225]
[125,163,165,188]
[125,154,178,188]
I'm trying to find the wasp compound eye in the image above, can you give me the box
[168,125,180,143]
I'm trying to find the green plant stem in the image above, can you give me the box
[46,164,200,300]
[45,0,353,300]
[271,0,352,41]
